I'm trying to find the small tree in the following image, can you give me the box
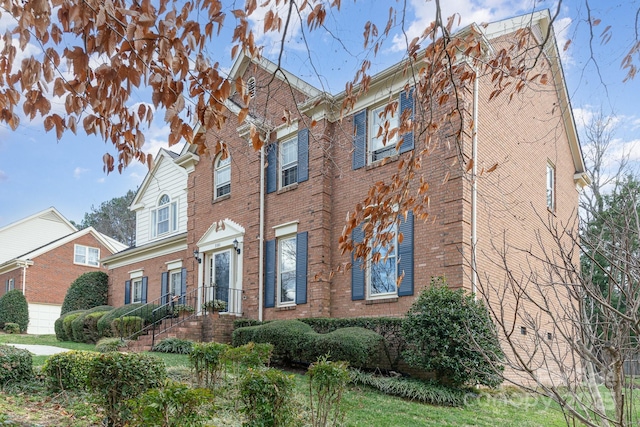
[0,290,29,333]
[402,278,504,388]
[61,272,109,315]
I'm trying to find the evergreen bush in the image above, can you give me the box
[305,327,385,368]
[3,323,20,334]
[96,303,149,338]
[251,320,313,364]
[402,279,504,388]
[88,352,166,426]
[152,337,194,354]
[240,368,297,427]
[62,312,84,341]
[111,315,144,338]
[0,289,29,332]
[189,341,229,387]
[70,305,113,343]
[0,344,33,385]
[308,357,350,427]
[54,309,85,341]
[42,350,98,391]
[60,271,109,315]
[95,337,128,353]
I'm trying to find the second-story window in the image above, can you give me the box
[280,137,298,188]
[215,154,231,198]
[74,244,100,267]
[152,194,177,238]
[369,104,399,162]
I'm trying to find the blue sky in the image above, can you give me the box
[0,0,638,228]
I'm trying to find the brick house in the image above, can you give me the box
[0,208,126,333]
[104,9,588,360]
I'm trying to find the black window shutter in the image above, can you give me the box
[141,276,148,303]
[352,110,366,170]
[397,211,414,296]
[351,225,365,300]
[266,144,277,193]
[297,128,309,183]
[265,239,276,308]
[124,280,131,305]
[295,231,308,304]
[180,267,187,304]
[399,88,414,154]
[161,272,169,305]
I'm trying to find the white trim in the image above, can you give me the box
[166,260,183,270]
[101,232,187,269]
[277,234,297,307]
[74,244,100,267]
[273,221,299,237]
[129,270,144,279]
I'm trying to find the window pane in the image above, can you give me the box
[279,237,297,304]
[157,206,169,235]
[370,105,398,156]
[159,194,170,205]
[170,271,181,295]
[281,165,298,187]
[369,224,398,296]
[88,248,99,266]
[75,245,86,264]
[133,280,143,303]
[281,139,297,166]
[216,158,231,197]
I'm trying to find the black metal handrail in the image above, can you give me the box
[114,284,243,346]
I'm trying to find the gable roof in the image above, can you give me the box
[0,207,78,264]
[130,148,187,210]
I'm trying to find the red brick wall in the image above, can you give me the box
[0,233,113,305]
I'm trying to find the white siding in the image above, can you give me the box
[0,210,76,264]
[135,154,188,246]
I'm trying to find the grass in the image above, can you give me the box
[0,334,571,426]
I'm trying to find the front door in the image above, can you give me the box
[207,250,231,312]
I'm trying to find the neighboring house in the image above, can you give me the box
[105,9,587,379]
[102,149,191,307]
[0,208,126,334]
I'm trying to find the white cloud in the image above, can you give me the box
[97,177,105,184]
[73,167,89,179]
[246,1,311,55]
[553,17,573,65]
[390,0,536,52]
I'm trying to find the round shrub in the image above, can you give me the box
[60,271,109,315]
[70,305,113,343]
[42,350,98,391]
[3,323,20,334]
[0,344,33,384]
[62,312,84,341]
[97,303,159,338]
[251,320,314,363]
[88,352,166,426]
[0,289,29,332]
[55,309,85,341]
[305,327,385,368]
[402,281,505,388]
[111,316,144,338]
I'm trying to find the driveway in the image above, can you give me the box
[5,343,69,355]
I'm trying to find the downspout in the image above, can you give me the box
[21,260,30,296]
[471,68,479,298]
[258,144,265,321]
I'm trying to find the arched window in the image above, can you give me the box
[215,154,231,198]
[247,76,256,99]
[152,194,178,238]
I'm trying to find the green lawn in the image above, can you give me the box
[0,334,570,426]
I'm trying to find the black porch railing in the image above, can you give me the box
[114,284,243,346]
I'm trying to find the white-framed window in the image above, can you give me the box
[151,194,178,238]
[368,222,398,298]
[547,162,555,211]
[280,137,298,188]
[5,278,14,292]
[214,154,231,198]
[278,235,297,305]
[369,103,399,163]
[132,278,143,303]
[74,244,100,267]
[169,269,182,296]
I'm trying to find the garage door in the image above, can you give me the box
[28,303,61,335]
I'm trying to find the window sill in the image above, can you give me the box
[366,154,399,170]
[365,296,399,305]
[275,305,296,311]
[213,194,231,204]
[277,183,298,194]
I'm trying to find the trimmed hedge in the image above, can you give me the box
[55,309,85,341]
[60,271,109,315]
[97,303,167,338]
[42,350,98,391]
[0,344,33,385]
[62,312,84,341]
[152,337,194,354]
[234,316,405,369]
[0,289,29,332]
[251,320,314,364]
[111,316,144,338]
[88,352,166,426]
[304,327,385,368]
[70,305,113,343]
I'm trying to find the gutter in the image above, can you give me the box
[471,68,479,297]
[258,144,265,321]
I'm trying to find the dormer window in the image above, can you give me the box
[151,194,177,238]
